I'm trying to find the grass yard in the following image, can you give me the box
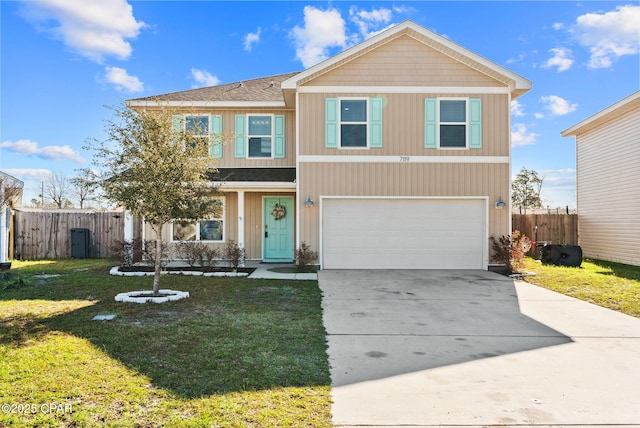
[520,257,640,318]
[0,260,332,427]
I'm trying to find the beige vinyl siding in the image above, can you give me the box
[144,191,295,261]
[298,162,509,255]
[304,34,504,88]
[577,107,640,266]
[298,93,509,157]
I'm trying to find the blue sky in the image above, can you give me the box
[1,1,639,208]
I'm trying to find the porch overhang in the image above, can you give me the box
[207,167,296,192]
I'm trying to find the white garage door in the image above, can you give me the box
[322,198,487,269]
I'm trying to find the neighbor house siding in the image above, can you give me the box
[576,107,640,266]
[297,162,509,255]
[298,93,510,156]
[303,34,504,88]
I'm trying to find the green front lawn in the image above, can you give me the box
[0,260,332,427]
[520,257,640,318]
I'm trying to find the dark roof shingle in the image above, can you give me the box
[129,72,300,103]
[207,167,296,183]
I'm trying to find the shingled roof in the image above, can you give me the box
[129,72,300,103]
[206,168,296,183]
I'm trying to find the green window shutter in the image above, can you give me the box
[210,114,223,158]
[369,97,383,148]
[273,115,285,158]
[234,115,246,158]
[171,114,182,145]
[325,98,338,148]
[424,98,437,148]
[469,98,482,149]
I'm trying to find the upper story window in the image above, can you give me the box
[340,99,368,148]
[171,197,225,243]
[425,98,482,149]
[325,97,383,149]
[234,114,285,159]
[247,115,273,158]
[184,115,210,152]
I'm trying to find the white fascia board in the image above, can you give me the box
[561,90,640,137]
[127,101,286,108]
[298,155,510,164]
[282,20,531,94]
[297,86,510,94]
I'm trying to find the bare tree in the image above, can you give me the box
[70,170,98,208]
[44,172,73,209]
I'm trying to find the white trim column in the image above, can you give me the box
[0,206,7,263]
[237,191,245,266]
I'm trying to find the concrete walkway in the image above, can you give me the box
[319,269,640,427]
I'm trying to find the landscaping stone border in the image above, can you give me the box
[115,289,190,304]
[109,266,249,277]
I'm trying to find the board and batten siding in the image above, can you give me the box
[302,34,504,88]
[576,107,640,266]
[297,162,510,256]
[298,93,510,157]
[143,191,295,261]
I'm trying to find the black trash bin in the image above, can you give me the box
[70,228,90,259]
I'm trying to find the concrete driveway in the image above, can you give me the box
[319,269,640,427]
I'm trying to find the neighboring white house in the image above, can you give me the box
[1,171,24,262]
[561,91,640,266]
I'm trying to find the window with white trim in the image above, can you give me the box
[340,99,368,148]
[247,115,273,158]
[171,198,225,242]
[424,97,482,149]
[183,114,210,152]
[439,99,467,148]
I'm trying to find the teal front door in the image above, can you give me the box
[263,197,294,262]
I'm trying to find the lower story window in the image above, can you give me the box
[171,198,225,242]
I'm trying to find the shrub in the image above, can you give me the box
[490,230,532,273]
[223,240,245,271]
[112,239,143,267]
[177,242,220,268]
[295,242,318,272]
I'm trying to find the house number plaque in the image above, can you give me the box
[399,156,410,162]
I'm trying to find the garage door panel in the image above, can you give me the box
[322,198,486,269]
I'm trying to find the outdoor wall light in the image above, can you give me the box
[305,196,315,208]
[495,197,506,209]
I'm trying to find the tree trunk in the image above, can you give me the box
[153,238,162,297]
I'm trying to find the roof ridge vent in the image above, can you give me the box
[238,82,243,88]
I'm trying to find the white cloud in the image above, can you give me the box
[542,47,574,72]
[0,139,85,164]
[190,68,220,88]
[19,0,146,63]
[571,5,640,69]
[540,95,578,116]
[2,168,53,182]
[534,112,545,119]
[104,66,143,92]
[291,6,349,68]
[552,22,564,30]
[244,27,261,52]
[511,100,525,117]
[349,6,393,39]
[511,124,538,147]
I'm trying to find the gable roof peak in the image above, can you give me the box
[282,19,532,98]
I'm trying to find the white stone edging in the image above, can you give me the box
[109,267,248,277]
[115,289,190,304]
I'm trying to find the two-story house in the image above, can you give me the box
[127,20,531,270]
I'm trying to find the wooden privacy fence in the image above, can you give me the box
[13,210,125,259]
[512,213,578,245]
